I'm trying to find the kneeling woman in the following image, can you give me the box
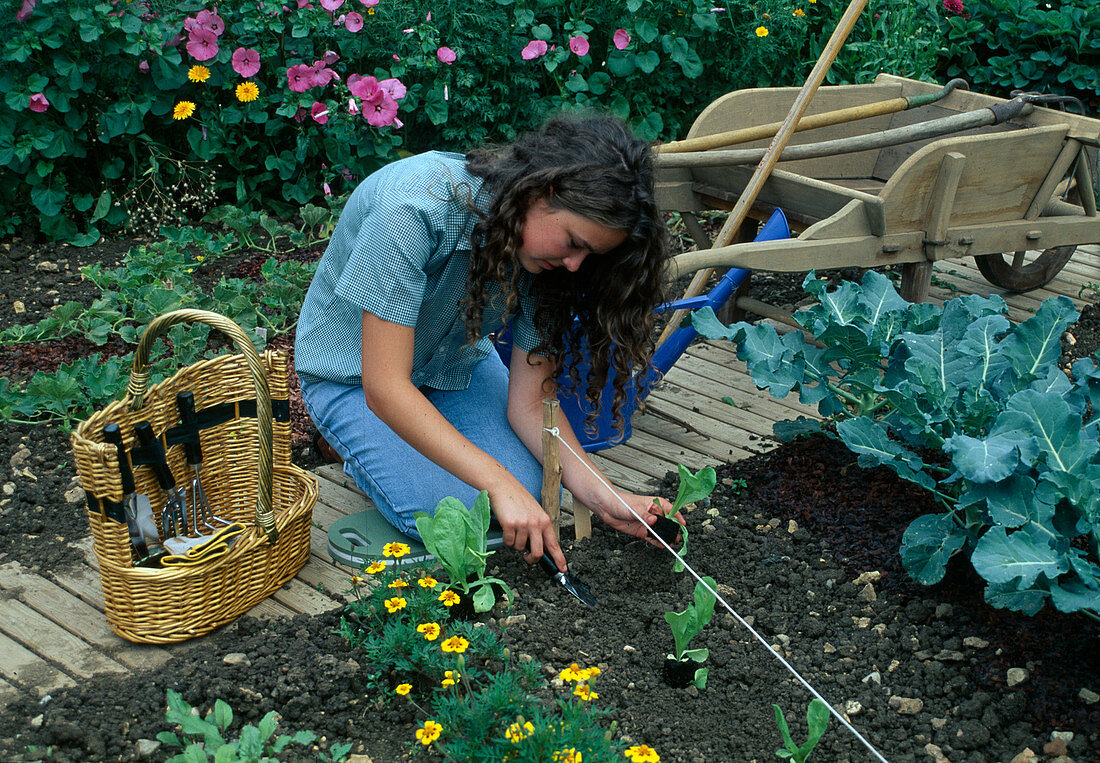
[295,115,674,572]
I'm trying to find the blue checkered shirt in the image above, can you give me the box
[295,151,540,390]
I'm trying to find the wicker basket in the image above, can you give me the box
[70,309,317,644]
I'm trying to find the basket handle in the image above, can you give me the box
[126,308,278,543]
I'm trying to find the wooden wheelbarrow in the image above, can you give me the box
[656,74,1100,304]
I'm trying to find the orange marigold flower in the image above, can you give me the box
[573,684,596,701]
[383,542,411,558]
[365,561,386,574]
[438,590,460,606]
[755,26,769,37]
[417,622,441,641]
[418,575,438,588]
[793,8,806,16]
[388,580,409,588]
[441,669,460,687]
[559,663,586,682]
[625,745,660,763]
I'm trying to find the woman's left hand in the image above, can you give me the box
[598,492,681,545]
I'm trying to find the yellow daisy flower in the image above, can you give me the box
[172,101,196,120]
[236,81,259,103]
[384,596,407,613]
[395,683,411,696]
[416,720,442,745]
[188,65,210,82]
[441,635,469,653]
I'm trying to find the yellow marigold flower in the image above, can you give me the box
[418,575,438,588]
[417,622,441,641]
[559,663,586,682]
[553,749,582,763]
[505,720,534,743]
[384,542,411,558]
[395,683,412,696]
[388,580,409,588]
[384,596,407,613]
[416,720,442,745]
[438,590,460,606]
[793,8,806,16]
[755,26,769,37]
[173,101,196,120]
[809,0,817,3]
[441,635,469,653]
[367,6,375,13]
[236,81,259,103]
[350,575,364,585]
[441,669,460,687]
[584,665,601,678]
[624,745,660,763]
[365,561,386,574]
[573,684,596,701]
[188,65,210,82]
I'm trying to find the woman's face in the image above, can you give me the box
[516,197,627,274]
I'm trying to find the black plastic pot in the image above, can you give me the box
[444,586,476,621]
[652,516,682,545]
[663,656,696,688]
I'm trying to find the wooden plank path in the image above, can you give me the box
[1,244,1098,706]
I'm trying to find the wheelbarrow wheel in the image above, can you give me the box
[973,245,1076,292]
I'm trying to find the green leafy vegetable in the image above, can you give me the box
[664,576,717,688]
[773,698,830,762]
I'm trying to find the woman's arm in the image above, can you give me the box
[506,347,673,540]
[360,312,567,570]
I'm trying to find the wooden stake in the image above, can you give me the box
[572,493,593,541]
[540,399,562,539]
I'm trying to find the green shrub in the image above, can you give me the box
[2,0,821,243]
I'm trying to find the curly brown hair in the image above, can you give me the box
[462,114,668,438]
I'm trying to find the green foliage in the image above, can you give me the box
[694,270,1100,618]
[3,0,823,243]
[773,699,830,762]
[816,0,944,85]
[414,491,511,612]
[937,0,1100,105]
[0,228,316,430]
[664,575,717,688]
[156,689,349,762]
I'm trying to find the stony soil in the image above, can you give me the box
[0,234,1098,762]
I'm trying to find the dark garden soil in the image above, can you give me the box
[0,233,1098,762]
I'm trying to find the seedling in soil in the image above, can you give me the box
[663,575,717,689]
[415,490,511,613]
[653,464,716,573]
[773,698,829,762]
[157,688,351,762]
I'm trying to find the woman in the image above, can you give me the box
[295,115,674,572]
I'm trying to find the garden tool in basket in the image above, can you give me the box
[102,423,163,562]
[161,522,247,566]
[175,391,231,533]
[134,421,189,538]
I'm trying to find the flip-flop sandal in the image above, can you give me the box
[312,431,343,464]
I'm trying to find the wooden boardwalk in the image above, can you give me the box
[2,244,1099,706]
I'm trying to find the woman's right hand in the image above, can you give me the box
[488,478,568,573]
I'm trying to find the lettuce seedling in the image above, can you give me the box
[664,575,717,689]
[654,464,716,572]
[773,698,829,762]
[414,491,511,613]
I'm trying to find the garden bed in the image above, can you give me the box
[0,235,1098,761]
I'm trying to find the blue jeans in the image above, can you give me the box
[300,352,544,539]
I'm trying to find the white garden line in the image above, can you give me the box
[548,427,890,762]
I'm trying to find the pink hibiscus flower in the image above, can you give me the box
[344,11,363,31]
[521,40,548,60]
[324,50,341,65]
[232,47,261,77]
[364,91,398,126]
[311,101,330,124]
[359,0,377,5]
[379,77,406,100]
[612,29,631,50]
[320,0,344,9]
[28,93,49,113]
[16,0,37,22]
[569,36,589,57]
[186,28,219,61]
[286,63,315,92]
[138,60,151,73]
[312,62,340,86]
[437,46,456,64]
